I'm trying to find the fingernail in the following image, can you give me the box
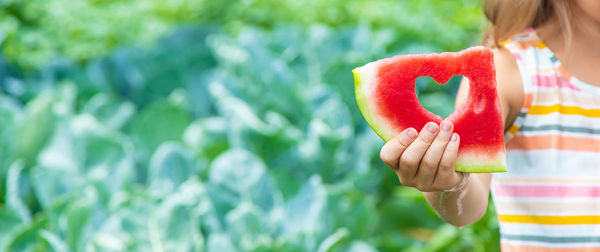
[405,128,417,139]
[441,121,451,132]
[451,133,459,142]
[426,123,438,133]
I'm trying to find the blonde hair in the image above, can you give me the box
[482,0,572,48]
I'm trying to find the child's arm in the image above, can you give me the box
[380,47,523,226]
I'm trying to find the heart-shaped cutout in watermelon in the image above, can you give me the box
[353,46,506,173]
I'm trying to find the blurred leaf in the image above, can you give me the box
[225,201,270,250]
[209,149,267,195]
[183,117,229,159]
[6,217,48,252]
[39,230,71,252]
[70,114,135,200]
[421,225,459,252]
[5,160,31,223]
[207,233,239,252]
[16,92,57,166]
[83,93,135,130]
[346,241,378,252]
[316,228,349,252]
[0,208,25,251]
[324,187,378,239]
[29,122,81,208]
[88,232,128,252]
[0,94,21,177]
[65,194,94,252]
[152,178,206,252]
[284,175,326,240]
[130,93,191,156]
[149,142,204,194]
[208,149,281,216]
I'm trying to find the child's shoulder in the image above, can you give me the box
[492,45,524,130]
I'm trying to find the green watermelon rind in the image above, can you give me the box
[353,66,396,141]
[454,150,507,173]
[455,160,507,173]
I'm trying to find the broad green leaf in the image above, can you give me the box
[70,114,135,196]
[153,178,206,252]
[208,149,277,220]
[346,130,386,193]
[208,81,275,136]
[347,241,378,252]
[316,228,349,252]
[130,93,191,159]
[324,188,378,239]
[6,217,48,252]
[0,208,25,251]
[39,230,71,252]
[208,81,303,171]
[65,196,94,252]
[310,90,353,140]
[210,147,281,210]
[205,184,239,226]
[30,122,81,207]
[284,175,326,239]
[88,232,128,252]
[207,233,238,252]
[89,195,154,252]
[0,94,21,177]
[183,117,229,160]
[83,93,135,130]
[209,149,266,195]
[148,142,204,194]
[17,92,57,166]
[422,225,460,252]
[29,165,79,209]
[5,160,31,224]
[225,202,269,250]
[247,174,281,213]
[270,233,313,252]
[297,89,354,181]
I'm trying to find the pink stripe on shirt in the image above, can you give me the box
[494,185,600,198]
[531,74,580,91]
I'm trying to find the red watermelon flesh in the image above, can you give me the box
[353,46,506,173]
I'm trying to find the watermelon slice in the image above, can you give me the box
[353,46,506,173]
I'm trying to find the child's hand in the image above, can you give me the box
[380,121,464,192]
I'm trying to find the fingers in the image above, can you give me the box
[380,121,463,192]
[433,132,461,189]
[380,127,418,170]
[415,120,454,190]
[398,122,439,184]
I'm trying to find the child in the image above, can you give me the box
[379,0,600,250]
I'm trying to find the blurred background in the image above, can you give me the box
[0,0,500,251]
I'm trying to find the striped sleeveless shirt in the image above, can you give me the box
[492,28,600,251]
[492,29,600,252]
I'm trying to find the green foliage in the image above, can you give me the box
[0,25,500,251]
[0,0,500,251]
[0,0,483,69]
[0,0,205,69]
